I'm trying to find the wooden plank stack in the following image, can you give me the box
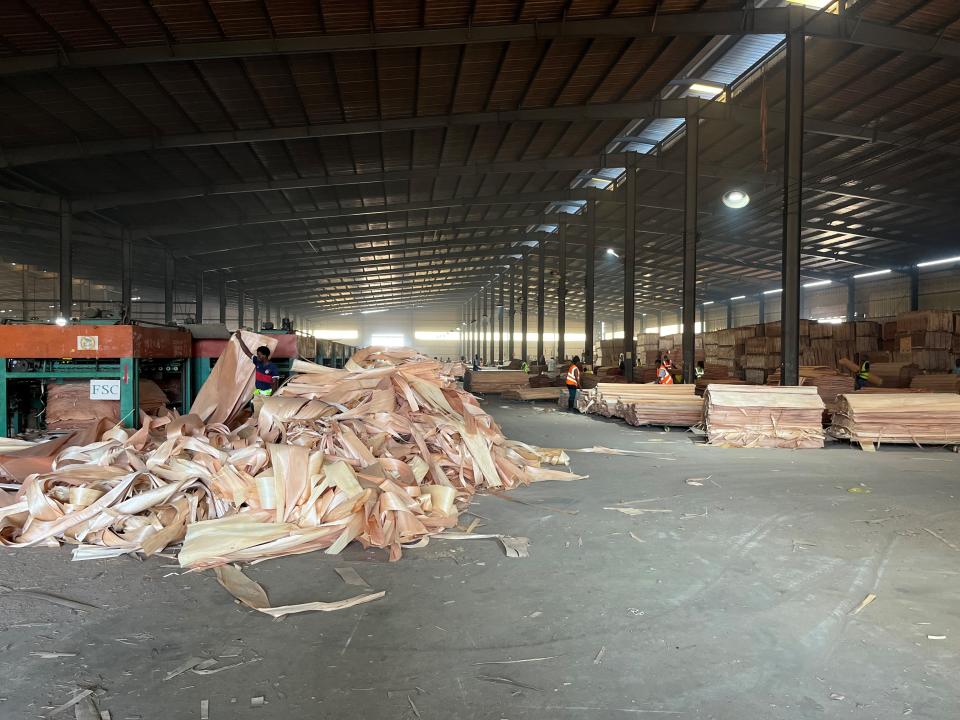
[704,384,826,448]
[895,310,955,371]
[615,385,704,427]
[767,366,853,412]
[502,387,565,401]
[463,370,530,394]
[831,392,960,445]
[909,374,960,393]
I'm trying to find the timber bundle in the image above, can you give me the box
[0,336,579,568]
[830,392,960,446]
[704,384,826,449]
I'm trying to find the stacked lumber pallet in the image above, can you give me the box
[463,369,530,394]
[615,385,704,427]
[704,384,826,448]
[502,387,565,401]
[895,311,955,371]
[767,366,853,411]
[830,393,960,446]
[868,362,919,388]
[909,374,960,393]
[695,376,746,396]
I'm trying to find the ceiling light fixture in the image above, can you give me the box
[606,248,619,257]
[702,301,715,306]
[763,288,783,295]
[722,189,750,209]
[729,295,746,301]
[916,255,960,268]
[803,280,832,288]
[54,316,68,327]
[688,82,725,97]
[360,308,388,314]
[852,269,891,279]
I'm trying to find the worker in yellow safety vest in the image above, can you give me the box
[565,356,582,411]
[656,360,674,385]
[855,359,871,390]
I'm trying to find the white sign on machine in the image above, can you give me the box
[89,379,121,400]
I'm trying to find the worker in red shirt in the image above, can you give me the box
[234,330,280,397]
[565,356,582,411]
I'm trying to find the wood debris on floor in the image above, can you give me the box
[0,341,581,570]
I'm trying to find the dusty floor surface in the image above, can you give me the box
[1,400,958,719]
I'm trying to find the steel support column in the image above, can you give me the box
[521,254,529,362]
[58,206,72,320]
[698,304,705,331]
[846,281,856,320]
[164,252,175,324]
[218,273,227,325]
[264,301,271,328]
[237,286,245,328]
[758,293,765,324]
[681,113,699,383]
[121,228,133,320]
[252,296,259,330]
[908,269,919,311]
[536,241,546,364]
[557,217,567,363]
[481,285,488,363]
[623,153,637,381]
[508,268,516,360]
[195,272,204,324]
[489,281,496,364]
[584,200,596,365]
[726,303,734,329]
[780,9,805,386]
[497,274,504,365]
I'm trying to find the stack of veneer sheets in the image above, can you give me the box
[704,384,826,448]
[612,385,704,427]
[831,393,960,446]
[909,374,960,393]
[463,369,530,394]
[767,366,853,413]
[502,387,564,401]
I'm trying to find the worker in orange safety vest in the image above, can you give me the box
[565,356,582,411]
[656,359,674,385]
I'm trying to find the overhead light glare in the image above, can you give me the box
[688,82,724,97]
[729,295,746,301]
[606,248,619,257]
[702,301,715,306]
[721,189,750,209]
[763,288,783,295]
[916,255,960,268]
[852,269,891,279]
[803,280,832,288]
[54,316,68,327]
[360,308,388,314]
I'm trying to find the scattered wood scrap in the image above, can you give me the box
[0,343,581,567]
[704,384,826,448]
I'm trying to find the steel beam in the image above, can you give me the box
[584,200,596,365]
[781,11,804,387]
[498,274,504,365]
[218,272,227,325]
[537,242,546,364]
[623,153,637,382]
[557,217,567,363]
[758,293,765,325]
[508,268,516,361]
[2,8,957,78]
[252,296,260,331]
[681,114,699,384]
[846,281,855,320]
[195,271,204,324]
[489,281,496,365]
[909,269,920,311]
[164,252,175,324]
[480,285,487,364]
[726,302,734,329]
[7,95,954,170]
[120,228,133,320]
[59,207,71,320]
[521,254,529,362]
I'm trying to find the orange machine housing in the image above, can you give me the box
[0,325,192,359]
[191,333,297,359]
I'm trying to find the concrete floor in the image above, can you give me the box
[1,401,958,719]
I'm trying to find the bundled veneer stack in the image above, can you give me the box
[695,376,746,396]
[704,384,826,448]
[463,369,530,394]
[614,384,704,427]
[868,361,919,388]
[896,311,955,371]
[743,335,781,384]
[910,374,960,393]
[767,366,853,412]
[831,392,960,446]
[503,387,565,401]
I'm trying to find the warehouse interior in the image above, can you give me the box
[1,1,959,718]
